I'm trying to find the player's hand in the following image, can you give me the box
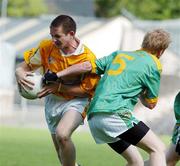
[43,70,58,84]
[15,69,34,90]
[37,82,59,98]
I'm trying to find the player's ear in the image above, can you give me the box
[157,49,165,58]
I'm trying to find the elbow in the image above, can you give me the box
[82,61,92,72]
[15,66,21,75]
[147,103,156,109]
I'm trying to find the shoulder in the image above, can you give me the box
[39,39,53,48]
[83,45,97,59]
[83,45,94,54]
[148,54,162,73]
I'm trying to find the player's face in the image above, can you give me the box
[50,26,74,50]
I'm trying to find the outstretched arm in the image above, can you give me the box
[43,61,92,83]
[57,61,92,78]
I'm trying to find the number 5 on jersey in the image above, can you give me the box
[108,54,134,75]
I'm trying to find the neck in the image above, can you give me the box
[141,48,156,55]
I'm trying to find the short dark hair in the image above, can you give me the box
[50,15,76,34]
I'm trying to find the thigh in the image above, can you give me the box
[121,145,143,163]
[108,139,131,154]
[108,140,143,163]
[118,121,150,145]
[56,110,83,137]
[136,129,165,153]
[45,96,88,134]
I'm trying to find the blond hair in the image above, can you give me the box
[141,29,171,53]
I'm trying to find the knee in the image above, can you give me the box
[150,142,166,155]
[166,153,179,166]
[127,156,144,166]
[124,151,144,166]
[156,142,166,153]
[166,159,177,166]
[55,130,70,144]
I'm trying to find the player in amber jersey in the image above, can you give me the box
[15,15,99,166]
[166,92,180,166]
[49,29,171,166]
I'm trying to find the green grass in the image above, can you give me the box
[0,126,174,166]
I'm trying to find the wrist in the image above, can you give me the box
[56,72,62,78]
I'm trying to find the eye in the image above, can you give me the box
[55,35,61,39]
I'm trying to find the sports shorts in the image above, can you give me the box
[45,94,89,134]
[88,110,140,144]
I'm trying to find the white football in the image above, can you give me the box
[19,73,43,100]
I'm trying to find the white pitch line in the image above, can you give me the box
[14,28,49,51]
[1,19,40,40]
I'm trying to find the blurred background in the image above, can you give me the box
[0,0,180,165]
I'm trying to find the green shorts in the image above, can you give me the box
[172,124,180,145]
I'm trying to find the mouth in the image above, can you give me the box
[53,40,62,48]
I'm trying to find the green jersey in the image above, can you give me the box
[88,50,162,117]
[174,92,180,124]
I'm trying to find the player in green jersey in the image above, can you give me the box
[166,92,180,166]
[45,29,171,166]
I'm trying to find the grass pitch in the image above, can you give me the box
[0,126,172,166]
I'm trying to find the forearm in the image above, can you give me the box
[57,61,92,78]
[60,84,89,97]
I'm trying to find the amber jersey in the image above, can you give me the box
[24,39,100,99]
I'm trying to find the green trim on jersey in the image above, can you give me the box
[117,109,139,128]
[174,92,180,124]
[87,50,161,118]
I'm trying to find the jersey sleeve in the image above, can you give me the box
[24,47,42,69]
[94,52,116,75]
[79,46,100,97]
[142,68,161,104]
[80,73,100,97]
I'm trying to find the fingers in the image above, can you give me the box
[37,83,59,98]
[37,87,52,98]
[19,77,34,90]
[16,71,35,90]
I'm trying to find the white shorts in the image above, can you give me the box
[45,94,89,134]
[88,112,139,144]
